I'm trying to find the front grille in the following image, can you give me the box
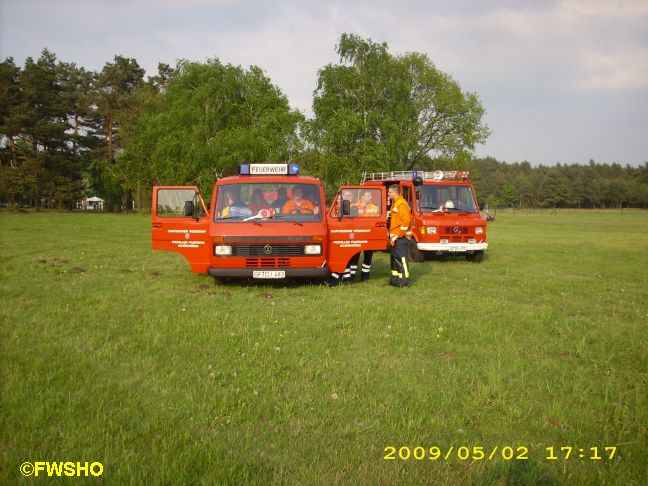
[442,226,469,235]
[224,236,312,242]
[440,226,474,243]
[245,258,291,268]
[233,244,304,256]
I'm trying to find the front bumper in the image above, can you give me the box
[417,242,488,252]
[208,267,329,279]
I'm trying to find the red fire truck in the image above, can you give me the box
[151,164,389,281]
[361,170,488,262]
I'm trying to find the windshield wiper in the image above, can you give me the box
[243,213,263,222]
[272,213,307,226]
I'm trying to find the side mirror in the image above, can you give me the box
[342,199,351,216]
[184,200,194,217]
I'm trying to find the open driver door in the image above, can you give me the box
[152,186,211,273]
[326,185,388,274]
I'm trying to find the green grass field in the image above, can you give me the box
[1,209,647,485]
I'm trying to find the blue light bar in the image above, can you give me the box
[239,163,299,176]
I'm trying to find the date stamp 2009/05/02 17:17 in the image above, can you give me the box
[383,445,618,462]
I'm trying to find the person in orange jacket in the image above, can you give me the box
[387,184,412,287]
[282,186,320,214]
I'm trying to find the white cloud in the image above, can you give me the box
[578,47,648,90]
[1,0,646,165]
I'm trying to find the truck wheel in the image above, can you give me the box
[466,251,484,263]
[409,239,425,262]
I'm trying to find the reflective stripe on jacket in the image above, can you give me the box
[389,196,411,241]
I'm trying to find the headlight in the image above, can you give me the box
[304,244,322,255]
[475,227,484,235]
[214,245,232,256]
[440,239,449,244]
[427,226,437,234]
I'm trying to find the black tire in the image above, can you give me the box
[466,250,484,263]
[409,239,425,262]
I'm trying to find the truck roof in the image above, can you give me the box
[217,175,322,184]
[362,170,471,183]
[362,179,472,186]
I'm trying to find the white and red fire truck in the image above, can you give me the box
[361,170,488,262]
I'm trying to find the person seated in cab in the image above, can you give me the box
[356,189,379,216]
[333,189,358,216]
[302,185,322,209]
[220,189,250,217]
[248,188,271,214]
[282,186,320,214]
[272,187,289,213]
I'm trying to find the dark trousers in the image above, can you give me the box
[390,238,410,287]
[342,251,374,282]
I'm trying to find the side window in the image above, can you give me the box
[156,188,200,217]
[331,189,360,217]
[354,188,382,217]
[332,188,383,217]
[401,185,411,205]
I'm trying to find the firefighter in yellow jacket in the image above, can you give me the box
[387,184,412,287]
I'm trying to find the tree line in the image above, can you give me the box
[473,158,648,209]
[1,34,646,211]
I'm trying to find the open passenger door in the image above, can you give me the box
[152,186,211,273]
[326,185,388,273]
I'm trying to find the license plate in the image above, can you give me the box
[253,270,286,279]
[448,246,466,252]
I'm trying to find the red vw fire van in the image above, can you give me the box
[152,164,388,281]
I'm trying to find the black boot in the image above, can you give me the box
[326,273,341,287]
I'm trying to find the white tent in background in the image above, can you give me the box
[79,196,104,210]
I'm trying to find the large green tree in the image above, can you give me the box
[305,34,489,188]
[119,58,303,206]
[0,49,87,208]
[90,55,146,210]
[0,57,22,204]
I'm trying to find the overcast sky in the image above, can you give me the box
[1,0,647,166]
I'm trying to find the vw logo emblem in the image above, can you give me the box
[453,226,462,234]
[263,245,273,255]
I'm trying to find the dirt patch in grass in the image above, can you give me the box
[191,284,211,293]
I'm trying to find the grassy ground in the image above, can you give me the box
[1,209,647,485]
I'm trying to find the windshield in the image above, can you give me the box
[418,184,478,213]
[214,183,324,222]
